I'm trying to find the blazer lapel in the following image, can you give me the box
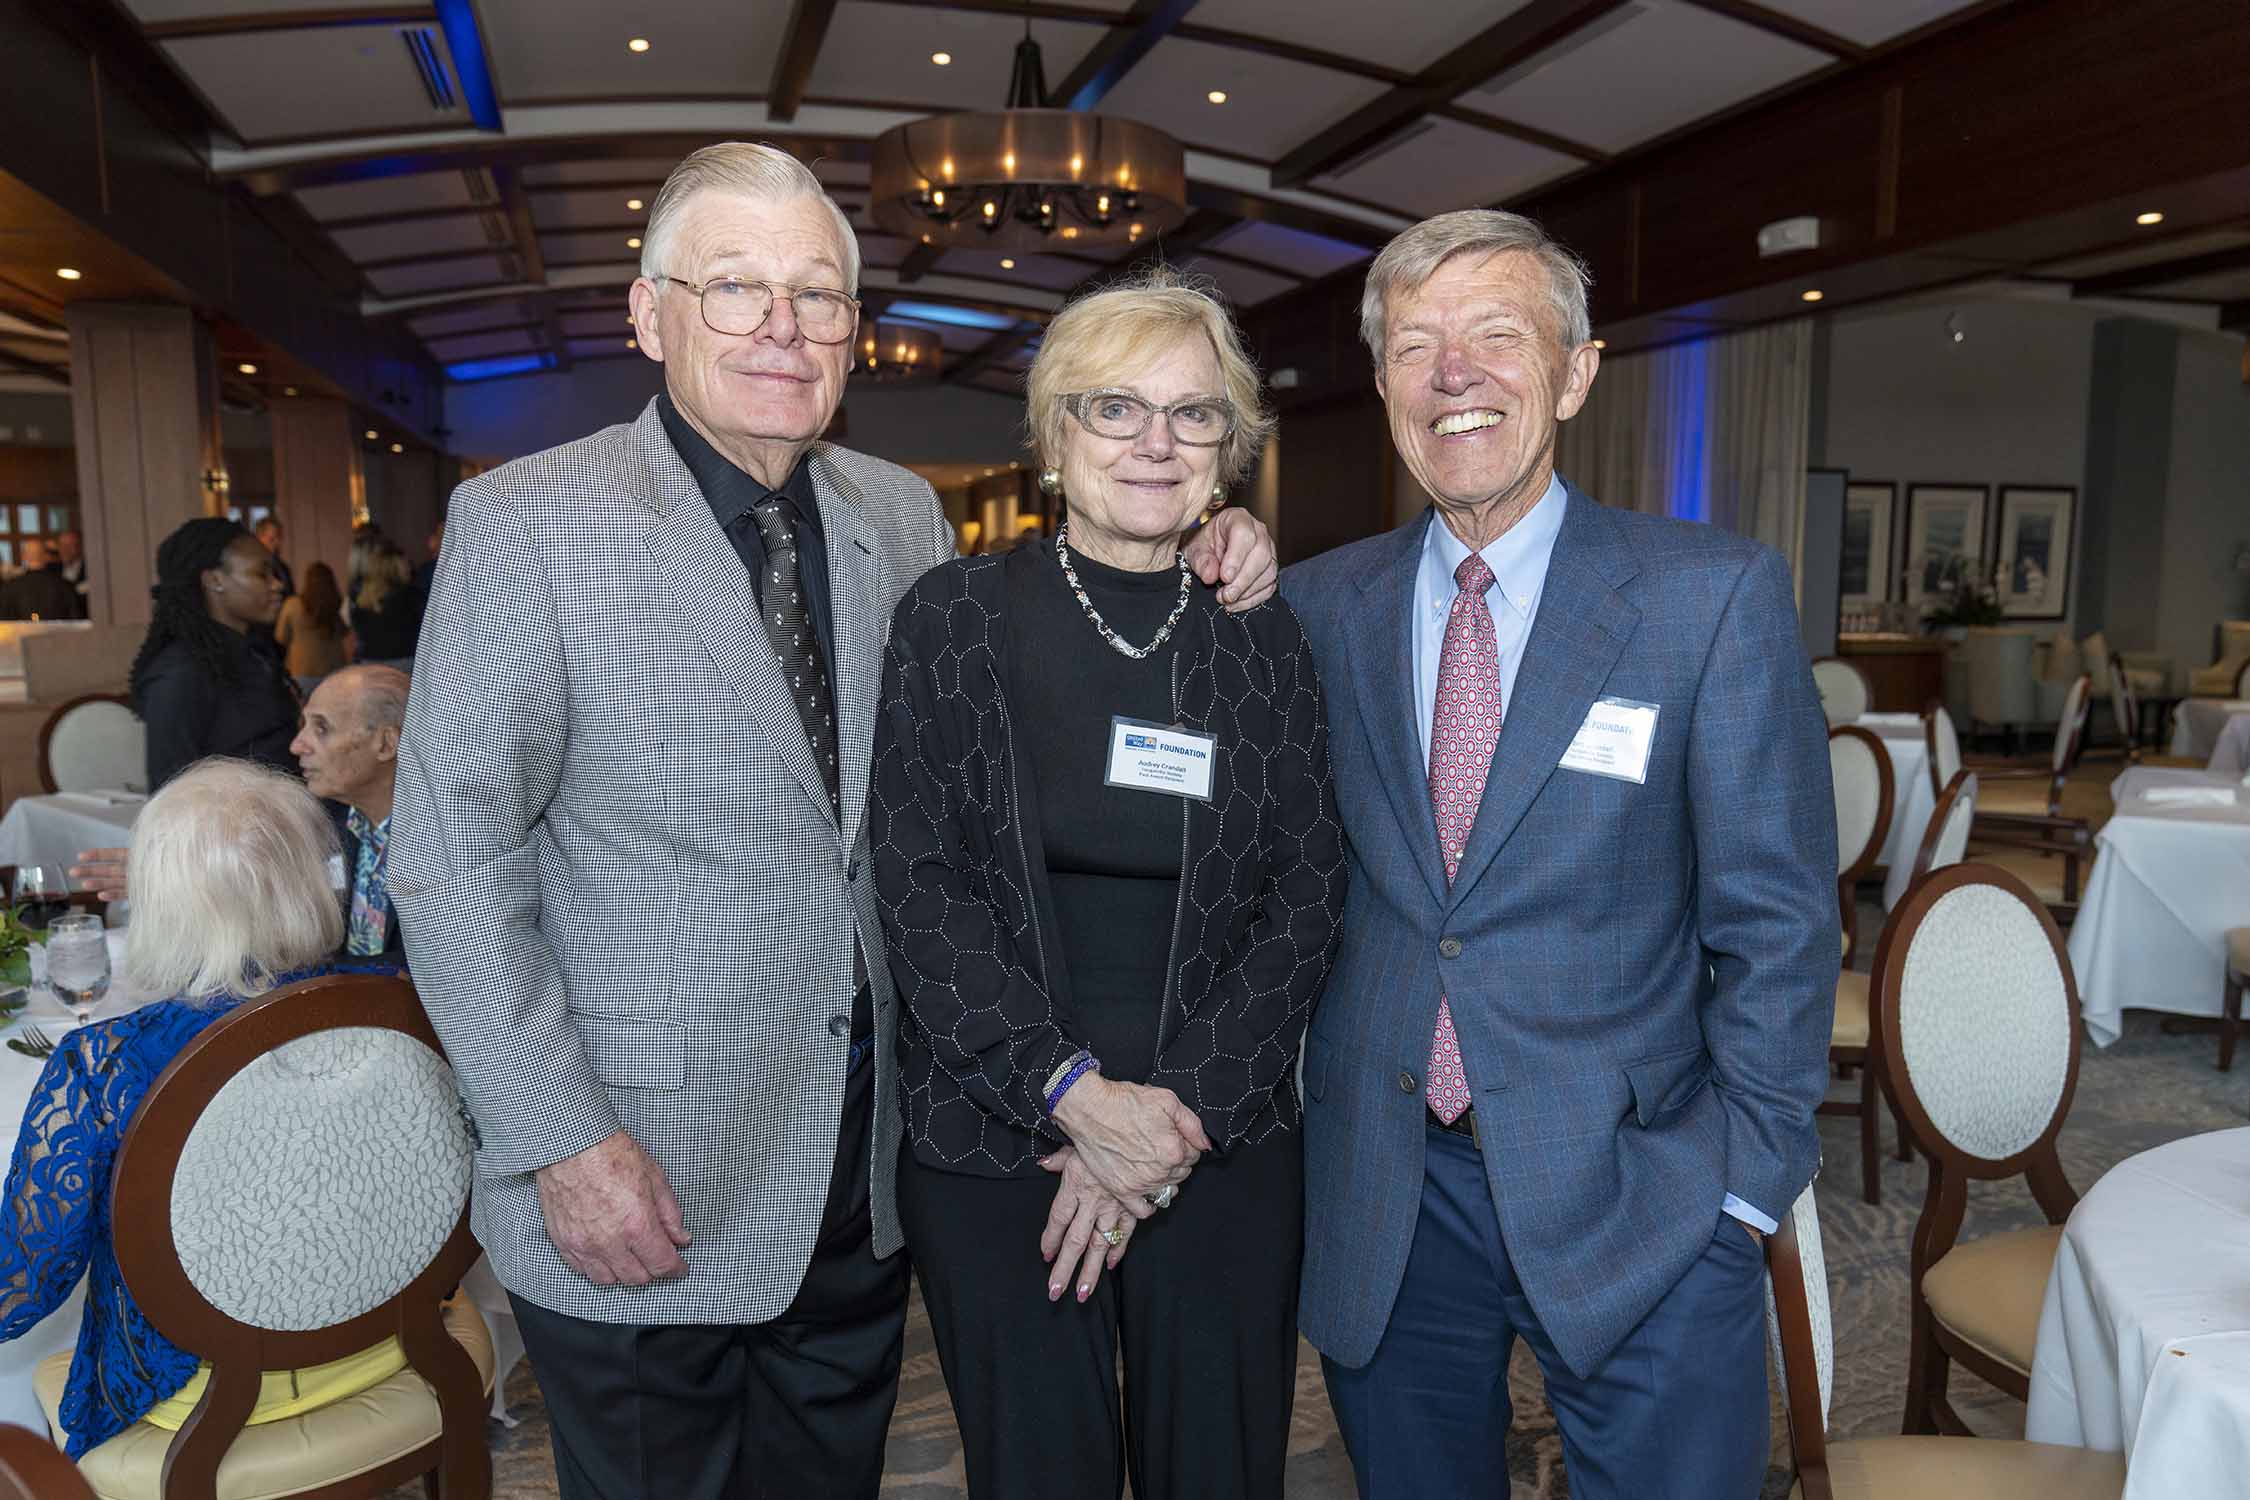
[1446,489,1642,907]
[633,406,837,832]
[809,447,885,852]
[1348,511,1448,908]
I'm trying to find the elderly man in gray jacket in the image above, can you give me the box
[388,142,1276,1500]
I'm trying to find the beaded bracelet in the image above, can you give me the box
[1044,1051,1100,1116]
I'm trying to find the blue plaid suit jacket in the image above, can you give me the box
[1281,484,1837,1377]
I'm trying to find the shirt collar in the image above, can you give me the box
[1422,473,1567,621]
[657,392,820,537]
[345,806,390,845]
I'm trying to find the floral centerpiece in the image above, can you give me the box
[1918,554,2004,630]
[0,907,33,1014]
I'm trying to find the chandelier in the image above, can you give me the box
[855,319,944,382]
[869,34,1188,253]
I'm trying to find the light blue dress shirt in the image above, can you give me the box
[1409,473,1777,1237]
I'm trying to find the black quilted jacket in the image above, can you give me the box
[869,544,1347,1177]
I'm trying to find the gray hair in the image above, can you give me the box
[640,142,861,292]
[122,758,344,1003]
[1359,209,1593,368]
[331,663,409,733]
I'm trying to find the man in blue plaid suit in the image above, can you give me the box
[1282,210,1836,1498]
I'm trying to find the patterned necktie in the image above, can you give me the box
[747,499,842,825]
[343,808,391,957]
[1427,552,1503,1124]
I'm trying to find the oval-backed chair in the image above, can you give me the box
[1812,658,1874,728]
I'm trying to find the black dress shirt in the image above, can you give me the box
[657,394,839,683]
[138,628,301,790]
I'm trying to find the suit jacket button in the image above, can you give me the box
[1439,937,1463,959]
[847,858,861,881]
[1398,1071,1417,1094]
[827,1014,851,1038]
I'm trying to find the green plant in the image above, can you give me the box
[1919,553,2004,628]
[0,908,36,998]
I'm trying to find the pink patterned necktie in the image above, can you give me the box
[1427,552,1502,1125]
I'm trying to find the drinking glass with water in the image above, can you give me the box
[45,913,110,1028]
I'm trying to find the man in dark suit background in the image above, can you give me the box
[1283,209,1836,1498]
[1,538,85,620]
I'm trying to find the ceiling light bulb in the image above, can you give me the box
[283,385,297,396]
[627,197,643,211]
[54,267,81,281]
[238,363,258,375]
[627,236,642,249]
[1000,258,1016,269]
[982,200,997,219]
[1002,151,1016,174]
[1801,289,1824,303]
[1207,90,1227,104]
[390,442,404,454]
[1068,155,1082,176]
[626,37,650,52]
[931,189,946,208]
[365,429,378,440]
[2135,210,2165,226]
[931,51,951,65]
[626,338,637,349]
[1592,339,1607,349]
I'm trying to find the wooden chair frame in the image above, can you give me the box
[1767,1210,1835,1500]
[0,1422,96,1500]
[1967,676,2093,915]
[2104,652,2143,763]
[1873,863,2083,1437]
[109,974,490,1500]
[1829,725,1895,967]
[2238,658,2250,699]
[1812,656,1875,726]
[36,693,136,796]
[2221,940,2248,1075]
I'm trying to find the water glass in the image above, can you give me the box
[45,912,110,1028]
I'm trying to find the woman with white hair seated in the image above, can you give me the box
[0,758,404,1460]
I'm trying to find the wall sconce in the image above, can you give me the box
[201,469,232,497]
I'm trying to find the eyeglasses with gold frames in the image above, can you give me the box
[657,275,861,344]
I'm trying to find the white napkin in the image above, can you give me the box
[2141,786,2239,808]
[55,790,144,807]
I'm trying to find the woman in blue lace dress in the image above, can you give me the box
[0,757,403,1458]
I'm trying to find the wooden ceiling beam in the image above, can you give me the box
[2073,243,2250,298]
[494,165,547,285]
[318,203,505,232]
[1181,182,1389,250]
[421,319,545,343]
[357,244,511,273]
[897,242,944,284]
[138,7,436,41]
[1673,0,1866,59]
[539,303,574,371]
[1053,0,1200,111]
[0,347,69,386]
[767,0,843,123]
[1270,0,1627,188]
[1436,105,1606,164]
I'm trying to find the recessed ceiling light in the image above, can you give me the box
[237,362,258,375]
[365,429,378,440]
[626,36,650,52]
[54,267,81,281]
[2135,210,2165,226]
[283,385,297,396]
[931,51,951,66]
[999,257,1016,269]
[1206,90,1228,104]
[627,197,643,211]
[1801,289,1824,303]
[627,236,642,249]
[1591,339,1607,349]
[390,442,404,454]
[627,338,638,349]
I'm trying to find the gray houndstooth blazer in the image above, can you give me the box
[388,397,952,1324]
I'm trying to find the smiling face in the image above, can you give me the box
[1378,249,1598,540]
[1057,335,1228,571]
[630,190,858,488]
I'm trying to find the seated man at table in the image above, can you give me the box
[0,757,404,1458]
[70,666,408,960]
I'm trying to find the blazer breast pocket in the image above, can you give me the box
[575,1016,688,1090]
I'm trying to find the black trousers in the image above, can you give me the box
[898,1126,1304,1500]
[510,1054,909,1500]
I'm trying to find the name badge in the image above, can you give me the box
[327,853,347,891]
[1557,697,1659,785]
[1105,716,1217,802]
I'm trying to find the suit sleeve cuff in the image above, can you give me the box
[1722,1193,1778,1235]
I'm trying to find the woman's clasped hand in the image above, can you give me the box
[1039,1075,1212,1300]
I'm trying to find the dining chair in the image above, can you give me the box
[1828,726,1894,965]
[0,1422,97,1500]
[40,972,494,1499]
[1920,703,1962,805]
[1824,769,1976,1205]
[1966,675,2093,918]
[2218,927,2249,1073]
[1873,863,2083,1438]
[1812,658,1874,728]
[2103,653,2142,763]
[37,694,146,796]
[1765,1185,2126,1499]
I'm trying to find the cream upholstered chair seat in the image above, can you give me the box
[34,1300,492,1500]
[1832,971,1869,1049]
[1917,1224,2063,1375]
[2189,621,2250,697]
[1791,1436,2126,1500]
[2229,927,2250,978]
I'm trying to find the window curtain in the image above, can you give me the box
[1554,318,1813,586]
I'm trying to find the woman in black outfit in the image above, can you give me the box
[348,538,423,669]
[130,517,297,790]
[871,268,1346,1500]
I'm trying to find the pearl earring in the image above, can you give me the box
[1037,468,1063,495]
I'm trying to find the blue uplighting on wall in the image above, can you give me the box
[880,301,1015,332]
[433,0,503,131]
[1666,337,1712,523]
[447,352,554,382]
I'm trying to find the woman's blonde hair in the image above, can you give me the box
[1024,265,1275,486]
[123,758,344,1003]
[354,542,410,612]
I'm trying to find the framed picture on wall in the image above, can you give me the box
[1994,485,2077,619]
[1902,483,1990,609]
[1840,481,1896,608]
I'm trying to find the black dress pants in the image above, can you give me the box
[510,1053,909,1500]
[898,1126,1304,1500]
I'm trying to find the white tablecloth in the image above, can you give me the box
[2209,714,2250,778]
[2172,700,2250,760]
[1855,712,1937,911]
[2067,782,2250,1046]
[2027,1129,2250,1498]
[0,951,525,1437]
[0,794,141,874]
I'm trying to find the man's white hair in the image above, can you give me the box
[640,142,861,292]
[1359,209,1593,368]
[122,758,344,1002]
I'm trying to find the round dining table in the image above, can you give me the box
[1853,711,1937,910]
[2027,1128,2250,1498]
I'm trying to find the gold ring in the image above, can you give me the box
[1099,1227,1123,1247]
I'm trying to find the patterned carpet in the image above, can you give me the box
[405,762,2247,1498]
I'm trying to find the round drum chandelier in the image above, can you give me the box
[869,34,1188,254]
[854,319,944,383]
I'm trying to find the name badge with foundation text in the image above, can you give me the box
[1105,716,1217,802]
[1557,697,1659,785]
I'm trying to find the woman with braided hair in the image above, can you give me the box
[129,517,297,790]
